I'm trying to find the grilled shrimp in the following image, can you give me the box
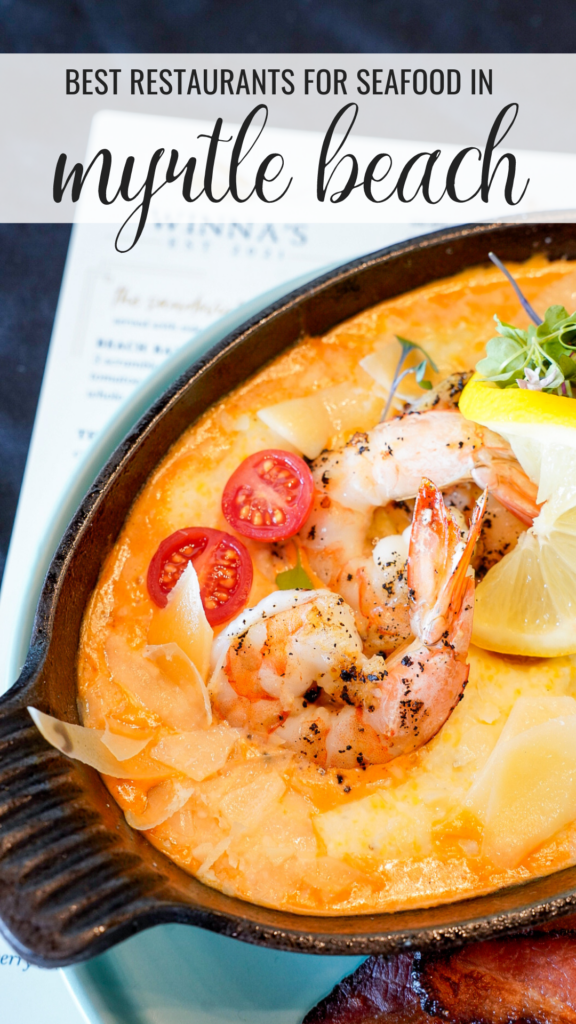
[299,395,538,652]
[209,479,486,769]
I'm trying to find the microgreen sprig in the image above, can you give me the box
[488,252,542,326]
[381,336,439,421]
[476,254,576,396]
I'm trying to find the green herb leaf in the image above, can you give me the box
[481,258,576,395]
[476,336,526,382]
[537,304,570,336]
[486,334,525,362]
[557,354,576,380]
[276,548,314,591]
[414,358,433,389]
[543,338,566,362]
[381,337,438,419]
[395,336,439,373]
[475,304,576,396]
[493,317,528,346]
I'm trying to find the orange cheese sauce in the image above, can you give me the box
[78,257,576,915]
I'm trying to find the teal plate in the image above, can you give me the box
[6,266,363,1024]
[65,927,363,1024]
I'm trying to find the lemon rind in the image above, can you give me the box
[471,626,576,659]
[459,376,576,435]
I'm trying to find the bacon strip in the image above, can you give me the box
[412,934,576,1024]
[302,914,576,1024]
[536,911,576,933]
[302,953,441,1023]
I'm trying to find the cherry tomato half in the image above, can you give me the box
[221,449,315,542]
[147,526,253,626]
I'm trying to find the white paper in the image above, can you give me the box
[0,935,87,1024]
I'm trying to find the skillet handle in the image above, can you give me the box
[0,678,171,966]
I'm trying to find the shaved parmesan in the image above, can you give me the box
[105,636,211,732]
[28,707,163,779]
[467,695,576,818]
[465,696,576,869]
[101,724,151,761]
[482,716,576,869]
[257,384,383,459]
[195,832,236,882]
[145,643,212,728]
[259,396,329,459]
[125,778,195,830]
[360,342,443,402]
[151,725,237,781]
[218,771,286,829]
[315,790,433,861]
[147,562,213,679]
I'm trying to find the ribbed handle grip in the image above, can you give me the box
[0,689,172,966]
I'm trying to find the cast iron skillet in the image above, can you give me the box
[2,222,576,969]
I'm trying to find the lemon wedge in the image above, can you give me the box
[459,376,576,656]
[472,504,576,656]
[459,375,576,512]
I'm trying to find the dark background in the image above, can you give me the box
[0,0,572,55]
[1,0,575,582]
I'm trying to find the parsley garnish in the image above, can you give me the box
[476,306,576,395]
[476,253,576,395]
[275,547,314,590]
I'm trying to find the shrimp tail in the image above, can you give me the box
[408,479,486,646]
[360,486,485,763]
[446,485,487,623]
[473,458,540,526]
